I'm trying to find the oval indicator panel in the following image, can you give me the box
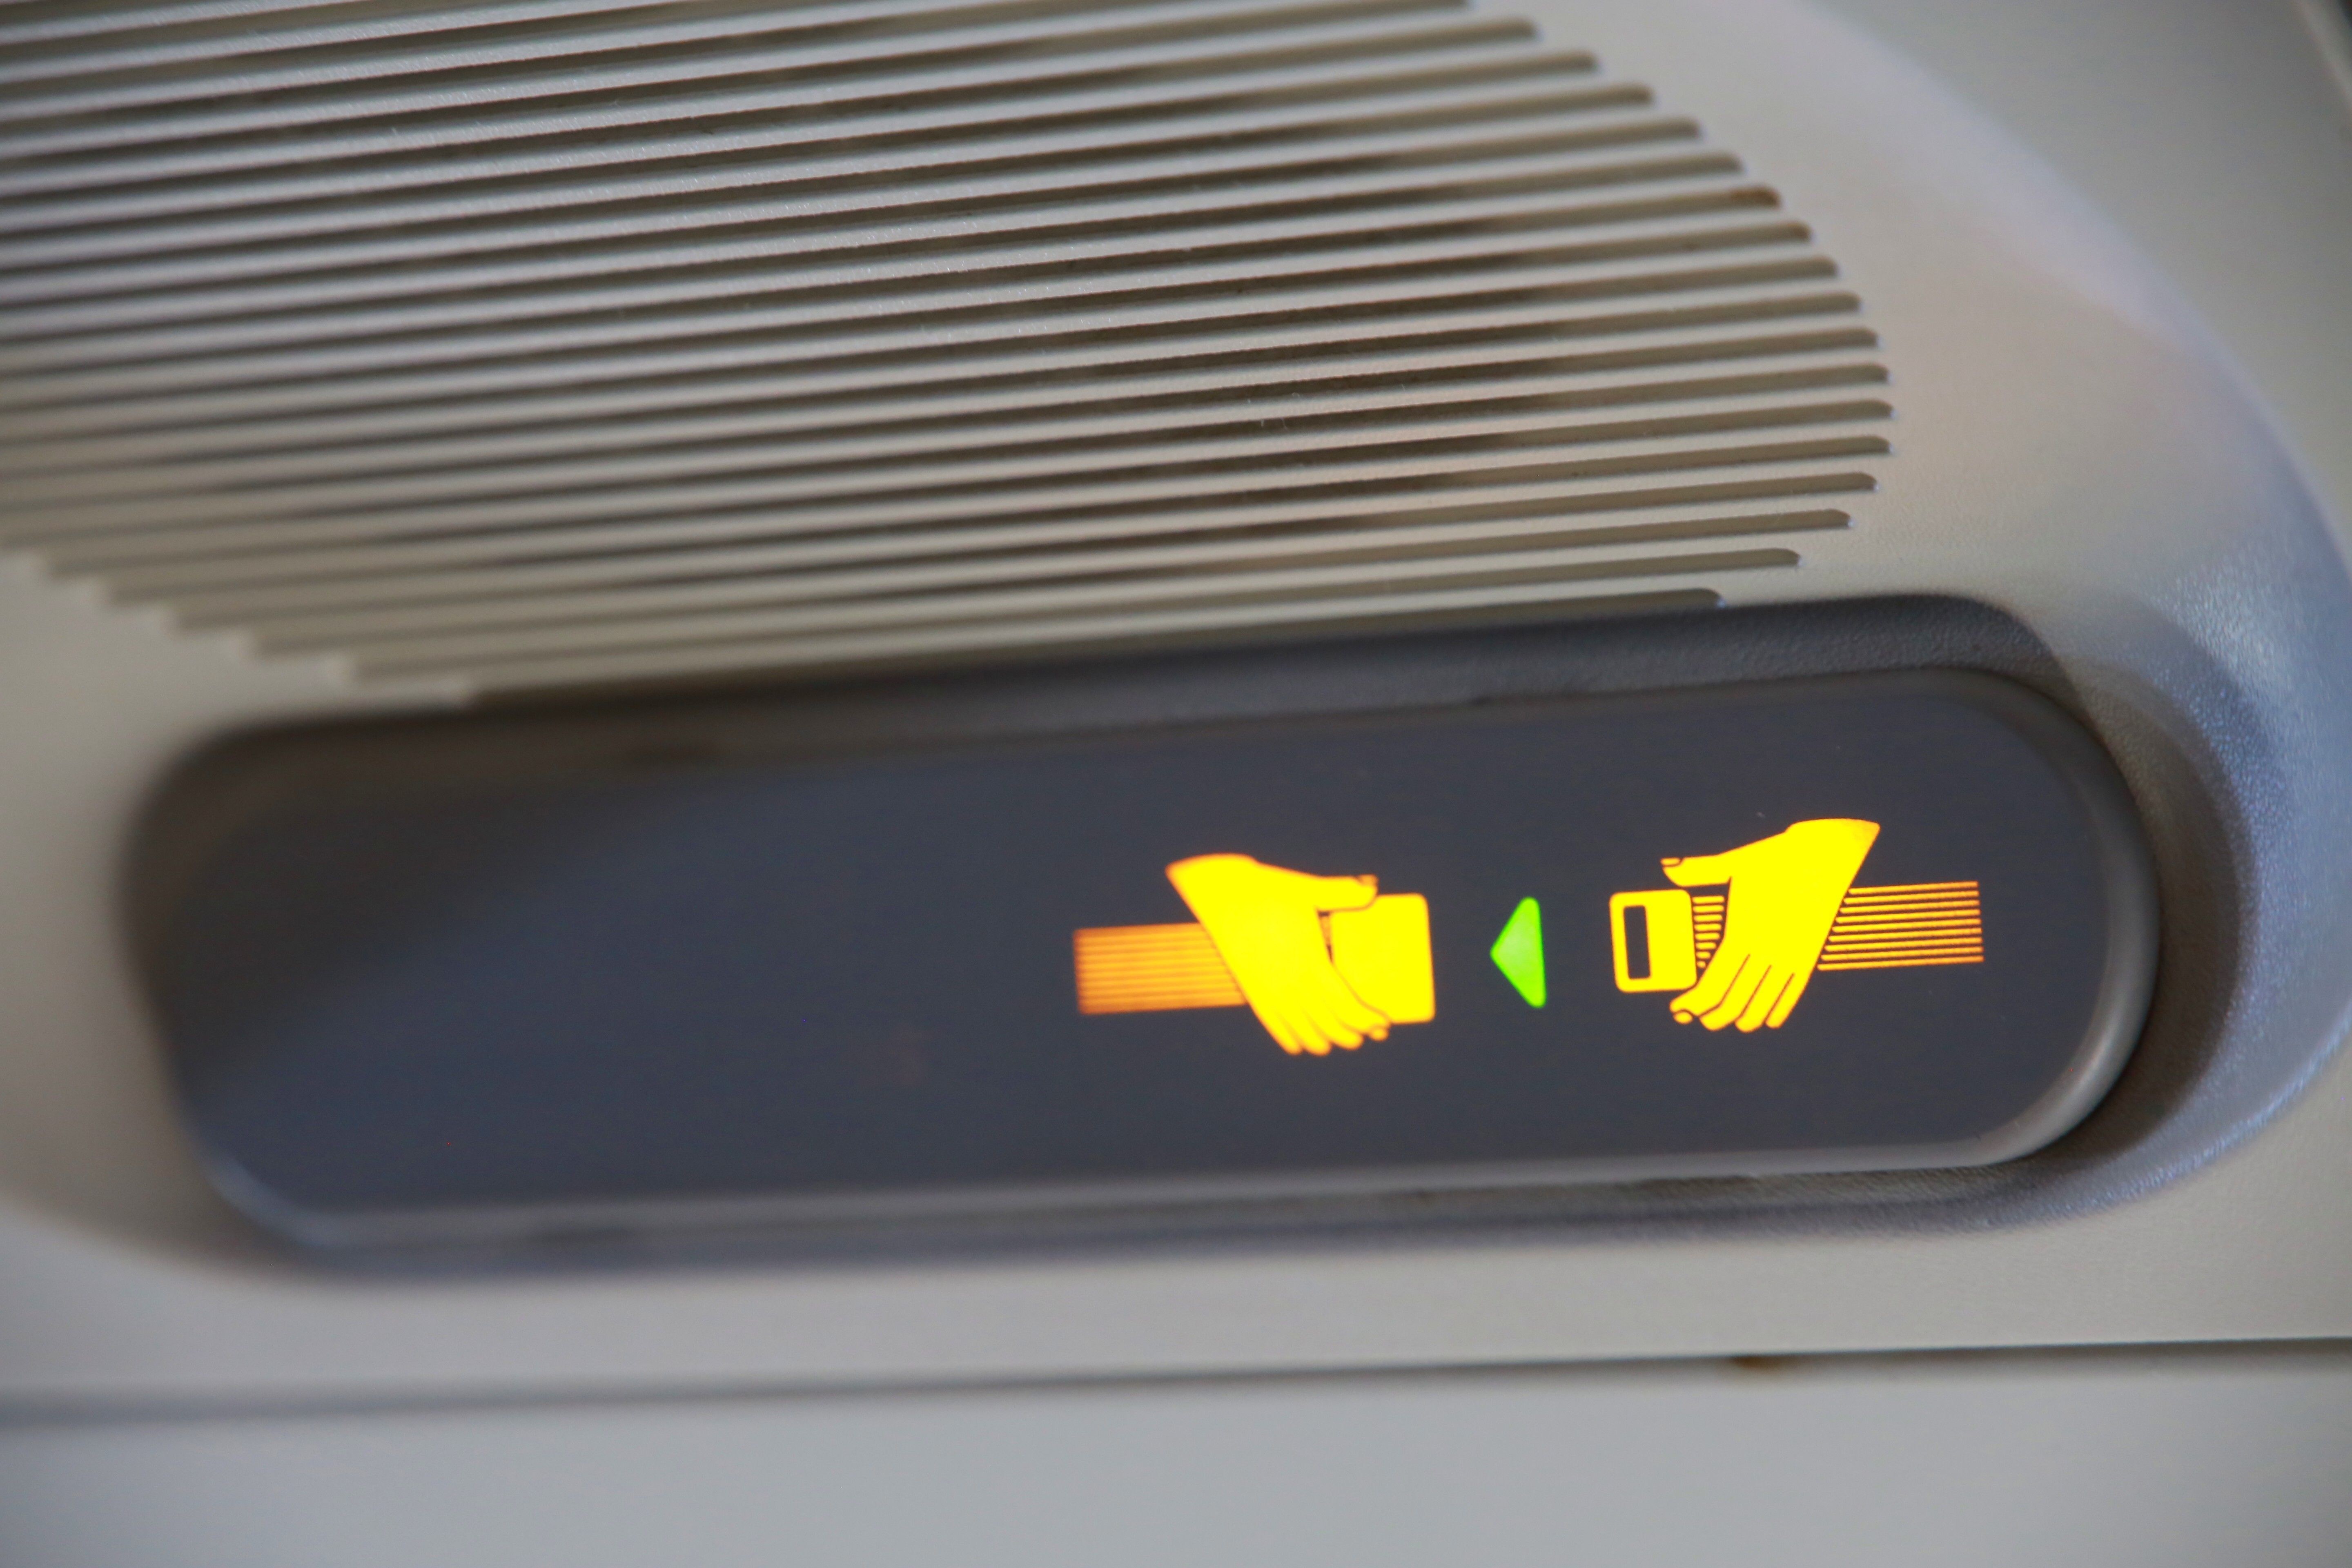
[147,671,2156,1243]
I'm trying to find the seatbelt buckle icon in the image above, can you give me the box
[1609,818,1984,1031]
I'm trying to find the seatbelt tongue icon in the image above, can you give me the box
[1072,855,1435,1055]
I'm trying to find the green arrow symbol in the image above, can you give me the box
[1490,896,1546,1008]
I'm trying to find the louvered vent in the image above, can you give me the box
[0,0,1888,696]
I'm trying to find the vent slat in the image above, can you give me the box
[40,430,1889,567]
[212,511,1857,648]
[15,357,1883,498]
[0,1,709,56]
[7,0,1452,120]
[0,0,1231,88]
[0,87,1675,276]
[64,465,1882,588]
[372,580,1731,693]
[343,542,1802,678]
[24,393,1889,535]
[0,0,1477,154]
[0,0,1886,696]
[1,45,1592,230]
[145,496,1850,627]
[0,17,1549,198]
[1,135,1740,312]
[0,294,1864,449]
[4,237,1827,403]
[0,16,1543,201]
[0,289,1868,449]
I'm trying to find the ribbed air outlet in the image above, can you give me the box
[0,0,1888,695]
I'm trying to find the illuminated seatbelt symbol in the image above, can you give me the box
[1073,854,1434,1056]
[1610,818,1984,1032]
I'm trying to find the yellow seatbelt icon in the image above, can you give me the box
[1072,855,1436,1056]
[1610,819,1983,1031]
[1067,824,1981,1049]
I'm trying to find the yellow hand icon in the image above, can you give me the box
[1662,818,1880,1032]
[1165,854,1393,1056]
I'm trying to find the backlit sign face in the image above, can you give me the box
[147,672,2155,1244]
[1075,818,1986,1050]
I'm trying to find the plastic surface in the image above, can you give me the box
[7,1348,2351,1568]
[0,0,2350,1411]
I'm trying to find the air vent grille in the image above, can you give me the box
[0,0,1887,695]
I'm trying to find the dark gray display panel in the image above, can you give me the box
[144,671,2155,1242]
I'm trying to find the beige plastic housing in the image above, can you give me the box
[0,0,2349,1419]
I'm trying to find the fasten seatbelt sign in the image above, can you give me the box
[152,669,2157,1236]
